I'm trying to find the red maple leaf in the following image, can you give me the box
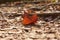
[22,11,38,25]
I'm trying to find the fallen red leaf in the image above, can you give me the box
[22,11,38,25]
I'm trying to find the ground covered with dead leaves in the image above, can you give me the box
[0,5,60,40]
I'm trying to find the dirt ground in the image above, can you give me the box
[0,4,60,40]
